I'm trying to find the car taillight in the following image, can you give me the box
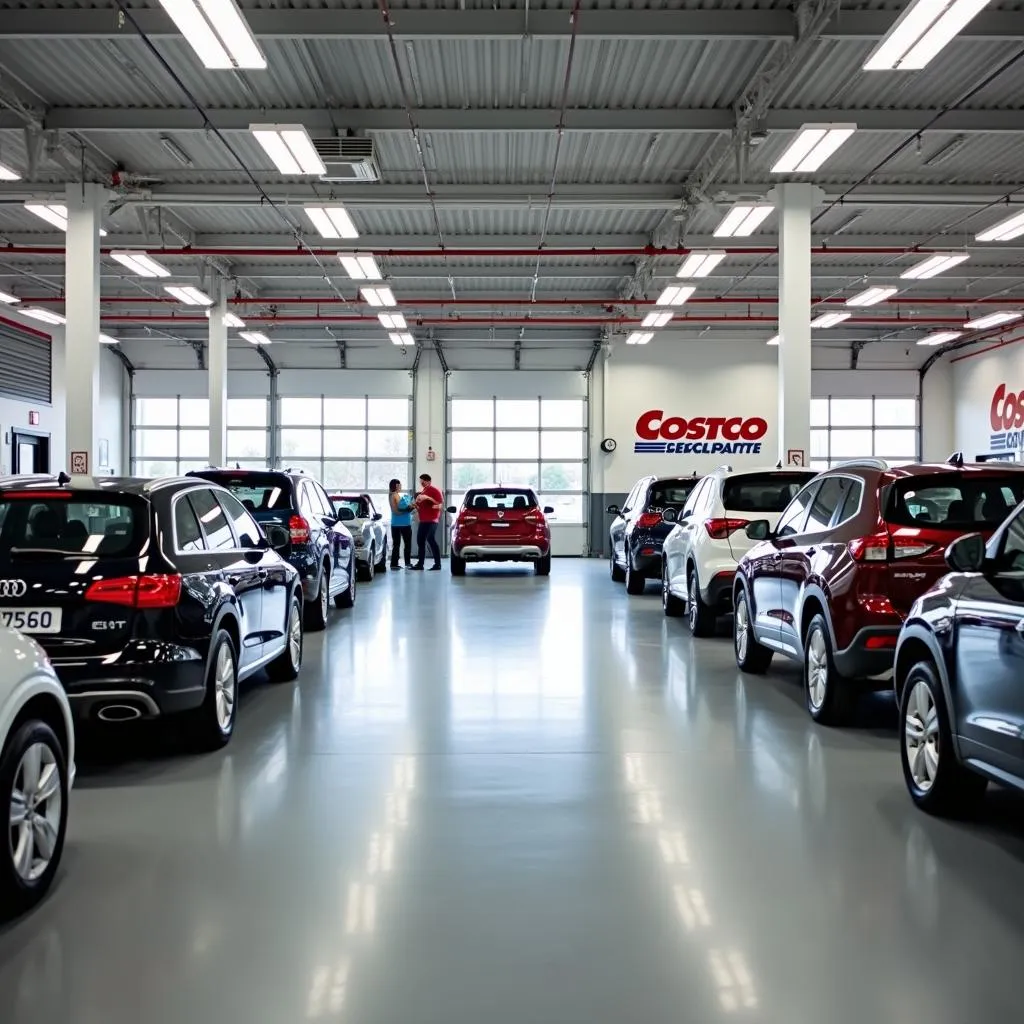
[636,512,662,528]
[704,518,748,540]
[524,512,543,524]
[848,534,936,561]
[865,634,898,649]
[289,515,310,544]
[891,537,936,559]
[458,514,478,526]
[85,574,182,608]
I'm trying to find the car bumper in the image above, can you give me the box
[702,569,736,611]
[631,551,663,575]
[456,544,546,561]
[833,626,901,682]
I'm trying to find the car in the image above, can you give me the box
[328,493,388,581]
[732,458,1024,725]
[894,513,1024,816]
[447,487,553,576]
[190,468,357,628]
[662,466,816,635]
[0,475,307,750]
[608,475,702,594]
[0,626,74,917]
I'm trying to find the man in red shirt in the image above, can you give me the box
[410,473,444,571]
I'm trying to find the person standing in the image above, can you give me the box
[410,472,443,571]
[388,478,413,569]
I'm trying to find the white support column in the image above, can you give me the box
[209,283,228,467]
[771,183,822,468]
[64,182,106,476]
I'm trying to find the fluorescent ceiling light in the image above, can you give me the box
[240,331,271,345]
[361,286,396,307]
[713,204,774,238]
[626,332,654,346]
[99,334,119,345]
[964,311,1022,330]
[161,136,194,168]
[641,311,673,328]
[160,0,266,69]
[389,332,415,346]
[655,285,695,307]
[976,210,1024,242]
[770,124,857,174]
[305,205,359,239]
[0,159,20,181]
[923,135,967,168]
[864,0,991,71]
[0,289,19,304]
[676,251,725,278]
[110,250,171,278]
[378,312,407,330]
[917,331,962,346]
[251,126,325,176]
[900,251,969,279]
[165,285,213,306]
[811,312,852,328]
[21,307,66,325]
[24,202,107,236]
[339,254,382,280]
[222,312,246,328]
[846,286,899,307]
[766,334,780,346]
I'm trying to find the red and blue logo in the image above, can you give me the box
[990,383,1024,453]
[634,410,768,455]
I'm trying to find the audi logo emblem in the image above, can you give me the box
[0,579,28,598]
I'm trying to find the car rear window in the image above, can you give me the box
[196,473,294,513]
[465,489,537,510]
[0,494,147,557]
[722,472,817,513]
[332,495,370,517]
[647,479,699,508]
[886,473,1024,529]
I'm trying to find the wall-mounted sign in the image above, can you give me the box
[633,410,768,456]
[70,450,88,474]
[988,383,1024,453]
[28,411,39,426]
[786,448,806,467]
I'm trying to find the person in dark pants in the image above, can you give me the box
[388,478,413,569]
[410,473,443,571]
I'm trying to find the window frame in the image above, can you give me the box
[810,395,919,470]
[776,481,822,538]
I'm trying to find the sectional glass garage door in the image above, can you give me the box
[810,397,919,470]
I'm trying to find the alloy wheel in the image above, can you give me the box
[9,742,62,883]
[688,576,698,632]
[214,643,236,732]
[288,603,303,670]
[905,680,940,792]
[320,575,329,621]
[806,629,828,710]
[735,598,749,662]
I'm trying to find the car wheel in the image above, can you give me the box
[361,550,375,583]
[376,545,388,574]
[625,558,646,595]
[189,630,238,751]
[335,563,357,609]
[662,566,684,617]
[734,588,772,674]
[0,720,68,918]
[535,554,551,576]
[804,614,857,725]
[268,595,303,683]
[305,566,329,632]
[686,567,715,637]
[451,554,466,577]
[610,544,625,583]
[900,660,986,816]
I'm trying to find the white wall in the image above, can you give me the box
[951,340,1024,459]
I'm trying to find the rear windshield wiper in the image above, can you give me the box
[7,546,76,560]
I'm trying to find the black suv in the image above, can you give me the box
[0,476,305,749]
[190,468,357,629]
[608,475,701,594]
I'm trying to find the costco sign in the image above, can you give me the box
[989,383,1024,452]
[634,410,768,455]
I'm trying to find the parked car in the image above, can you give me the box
[329,492,388,581]
[732,458,1024,725]
[447,487,553,576]
[895,512,1024,815]
[662,466,816,635]
[0,475,306,750]
[190,468,357,627]
[608,475,702,594]
[0,626,74,917]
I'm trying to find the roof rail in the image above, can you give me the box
[948,451,965,467]
[831,458,890,471]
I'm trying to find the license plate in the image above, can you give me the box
[490,523,511,529]
[0,608,62,634]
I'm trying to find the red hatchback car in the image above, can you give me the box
[733,458,1024,724]
[447,487,553,576]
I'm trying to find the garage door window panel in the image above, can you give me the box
[451,431,495,461]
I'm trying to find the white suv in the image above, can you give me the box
[661,466,816,635]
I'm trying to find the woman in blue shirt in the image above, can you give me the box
[389,478,414,569]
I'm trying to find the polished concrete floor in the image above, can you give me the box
[3,560,1024,1023]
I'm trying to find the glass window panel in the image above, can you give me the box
[541,430,584,460]
[541,462,584,491]
[367,461,409,492]
[323,429,366,458]
[810,460,830,471]
[178,430,209,458]
[541,399,585,428]
[178,461,208,474]
[135,398,178,426]
[280,429,322,458]
[828,429,873,458]
[495,463,539,488]
[495,431,539,460]
[135,429,178,457]
[451,431,494,460]
[281,397,323,426]
[134,459,177,477]
[322,461,366,489]
[875,398,917,426]
[811,430,829,458]
[451,400,493,428]
[323,398,366,426]
[874,428,918,458]
[188,488,235,550]
[179,398,209,426]
[367,494,389,521]
[539,493,584,523]
[829,398,872,426]
[367,398,409,426]
[227,429,267,459]
[232,459,267,470]
[174,496,205,552]
[228,398,267,427]
[367,429,409,458]
[495,400,539,428]
[810,398,829,427]
[282,460,322,480]
[451,462,493,491]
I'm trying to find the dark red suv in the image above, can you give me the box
[732,459,1024,724]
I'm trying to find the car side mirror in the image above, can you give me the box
[607,504,620,516]
[446,505,457,514]
[264,524,290,551]
[336,507,356,522]
[946,532,986,573]
[745,519,771,541]
[543,506,554,515]
[373,512,383,521]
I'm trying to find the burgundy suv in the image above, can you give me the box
[732,459,1024,724]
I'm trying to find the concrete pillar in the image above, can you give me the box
[64,182,105,476]
[771,183,822,468]
[209,283,228,467]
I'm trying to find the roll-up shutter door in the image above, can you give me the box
[0,323,52,404]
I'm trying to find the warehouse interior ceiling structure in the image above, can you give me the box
[0,1,1023,372]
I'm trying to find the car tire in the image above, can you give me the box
[359,550,375,583]
[899,660,987,816]
[0,720,68,919]
[335,564,357,609]
[804,613,857,726]
[662,566,684,617]
[535,554,551,576]
[610,545,625,583]
[189,630,238,751]
[305,566,329,632]
[376,546,388,574]
[451,554,466,577]
[734,588,773,674]
[625,558,646,595]
[686,567,715,637]
[268,595,303,683]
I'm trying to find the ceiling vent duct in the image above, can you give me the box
[314,136,381,182]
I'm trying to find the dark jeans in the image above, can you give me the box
[391,525,412,567]
[416,521,441,566]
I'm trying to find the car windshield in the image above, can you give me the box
[200,473,293,513]
[722,472,816,513]
[465,489,537,511]
[647,479,699,508]
[886,473,1024,529]
[333,496,370,517]
[0,493,146,557]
